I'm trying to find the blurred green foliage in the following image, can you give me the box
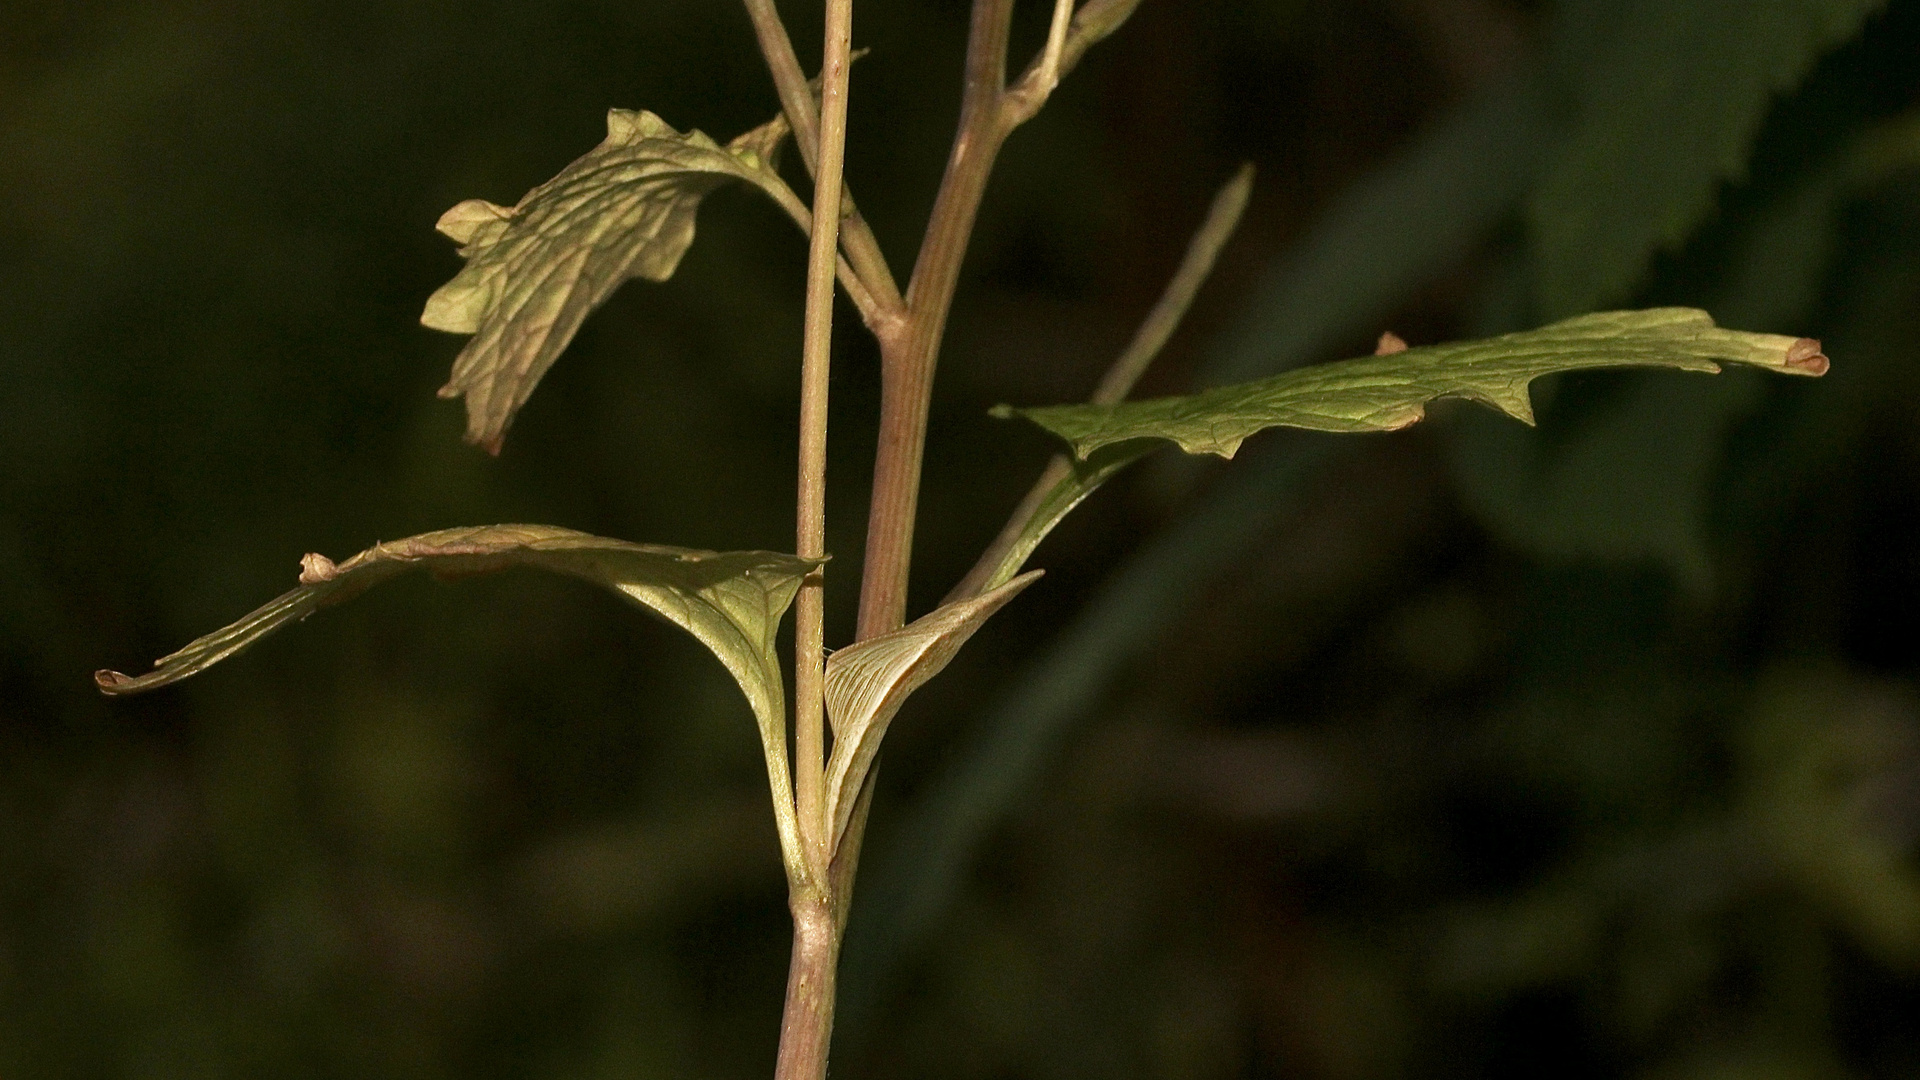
[3,1,1918,1078]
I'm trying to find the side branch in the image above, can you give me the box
[741,0,905,326]
[1000,0,1075,128]
[854,0,1145,637]
[1003,0,1145,128]
[756,173,887,331]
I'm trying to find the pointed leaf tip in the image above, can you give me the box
[1002,309,1829,459]
[433,199,512,246]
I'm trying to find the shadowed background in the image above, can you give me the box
[3,1,1919,1077]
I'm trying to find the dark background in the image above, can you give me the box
[4,1,1919,1077]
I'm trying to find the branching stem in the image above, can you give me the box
[756,176,885,328]
[774,1,1136,1074]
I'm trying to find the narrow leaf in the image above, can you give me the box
[424,109,791,452]
[997,308,1828,460]
[822,572,1043,852]
[95,524,821,866]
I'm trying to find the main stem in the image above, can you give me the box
[779,0,1080,1072]
[781,0,852,1075]
[775,895,839,1080]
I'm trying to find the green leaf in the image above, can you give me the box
[822,571,1042,853]
[997,308,1828,461]
[423,109,791,453]
[1530,0,1884,317]
[96,524,821,866]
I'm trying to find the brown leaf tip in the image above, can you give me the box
[94,669,132,693]
[299,552,339,585]
[1786,337,1830,375]
[1375,331,1409,356]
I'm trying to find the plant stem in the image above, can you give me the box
[780,0,851,1074]
[774,895,839,1080]
[856,0,1018,640]
[773,1,1147,1070]
[792,0,854,884]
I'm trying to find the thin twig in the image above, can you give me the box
[1001,0,1076,127]
[1092,163,1253,403]
[946,163,1254,602]
[741,0,822,170]
[741,0,906,323]
[757,171,887,330]
[1055,0,1145,82]
[1037,0,1075,89]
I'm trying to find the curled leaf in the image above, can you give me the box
[822,572,1043,852]
[997,308,1828,460]
[424,110,790,452]
[95,524,821,867]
